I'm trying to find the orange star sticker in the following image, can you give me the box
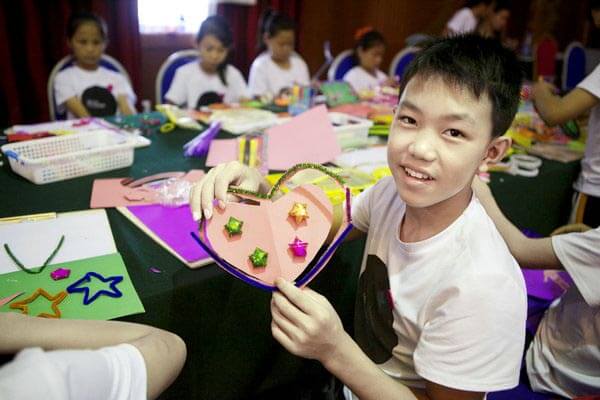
[10,288,67,319]
[288,202,309,224]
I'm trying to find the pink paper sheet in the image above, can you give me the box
[266,105,341,170]
[205,138,238,167]
[91,170,205,208]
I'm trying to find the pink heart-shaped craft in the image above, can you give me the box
[204,185,333,286]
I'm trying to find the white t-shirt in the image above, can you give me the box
[248,52,310,97]
[54,65,136,119]
[343,66,387,93]
[446,7,478,35]
[0,344,146,400]
[574,65,600,197]
[350,177,527,392]
[165,62,249,108]
[526,227,600,398]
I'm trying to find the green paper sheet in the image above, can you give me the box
[0,253,144,320]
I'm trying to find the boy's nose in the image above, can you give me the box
[408,133,436,162]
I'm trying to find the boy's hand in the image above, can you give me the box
[190,161,265,221]
[271,278,348,363]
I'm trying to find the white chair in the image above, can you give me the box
[327,49,356,81]
[47,54,131,120]
[155,49,198,104]
[388,46,419,80]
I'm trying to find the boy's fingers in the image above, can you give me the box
[275,278,315,315]
[189,178,204,221]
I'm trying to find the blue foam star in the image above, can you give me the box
[66,271,124,305]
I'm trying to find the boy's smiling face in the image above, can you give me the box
[388,74,508,213]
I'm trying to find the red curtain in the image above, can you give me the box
[217,0,302,77]
[0,0,141,128]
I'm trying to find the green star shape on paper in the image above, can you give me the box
[249,247,268,268]
[224,216,243,237]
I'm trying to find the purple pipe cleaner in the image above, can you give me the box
[183,121,221,157]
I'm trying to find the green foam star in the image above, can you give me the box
[224,216,243,237]
[249,247,268,268]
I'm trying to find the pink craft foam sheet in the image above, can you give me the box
[91,170,205,208]
[205,185,333,286]
[127,204,208,263]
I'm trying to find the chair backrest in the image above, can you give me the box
[562,41,586,91]
[155,49,198,104]
[534,36,558,80]
[47,54,131,120]
[388,46,419,80]
[327,49,356,81]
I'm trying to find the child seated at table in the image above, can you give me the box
[343,27,390,94]
[0,312,186,400]
[530,0,600,228]
[191,34,527,399]
[165,15,249,109]
[473,177,600,398]
[54,11,136,119]
[444,0,494,36]
[248,10,309,98]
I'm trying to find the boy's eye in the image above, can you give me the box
[399,115,416,125]
[444,129,464,138]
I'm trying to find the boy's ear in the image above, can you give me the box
[479,136,512,171]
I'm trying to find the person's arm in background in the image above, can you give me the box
[117,94,135,115]
[472,177,561,269]
[0,313,186,400]
[64,97,91,118]
[531,78,598,126]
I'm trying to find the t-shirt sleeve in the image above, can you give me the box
[248,59,268,97]
[227,66,250,101]
[446,9,474,34]
[165,67,187,106]
[112,73,137,105]
[551,227,600,306]
[576,64,600,99]
[0,344,147,400]
[54,70,77,107]
[413,275,526,392]
[351,177,392,232]
[296,56,310,85]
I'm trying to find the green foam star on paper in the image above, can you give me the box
[249,247,268,268]
[224,216,243,237]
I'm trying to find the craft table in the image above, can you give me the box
[0,126,580,398]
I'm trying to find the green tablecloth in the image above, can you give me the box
[0,127,580,398]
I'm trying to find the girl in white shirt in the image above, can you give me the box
[165,16,249,109]
[343,28,389,95]
[248,10,310,98]
[54,12,136,119]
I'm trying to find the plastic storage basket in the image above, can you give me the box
[1,130,137,184]
[328,112,373,149]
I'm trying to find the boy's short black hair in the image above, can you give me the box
[591,0,600,12]
[399,34,522,138]
[67,11,108,40]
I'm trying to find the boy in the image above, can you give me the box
[530,1,600,227]
[191,34,527,400]
[473,177,600,398]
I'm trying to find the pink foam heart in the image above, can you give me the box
[205,185,334,286]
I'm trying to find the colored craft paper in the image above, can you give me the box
[266,105,341,170]
[206,138,238,167]
[329,103,376,119]
[522,268,573,301]
[90,170,205,208]
[0,210,116,275]
[204,185,333,286]
[118,204,212,269]
[0,253,144,320]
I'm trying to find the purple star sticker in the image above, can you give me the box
[66,271,123,305]
[289,237,308,258]
[50,268,71,281]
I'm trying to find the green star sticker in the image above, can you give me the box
[249,247,268,268]
[224,216,243,237]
